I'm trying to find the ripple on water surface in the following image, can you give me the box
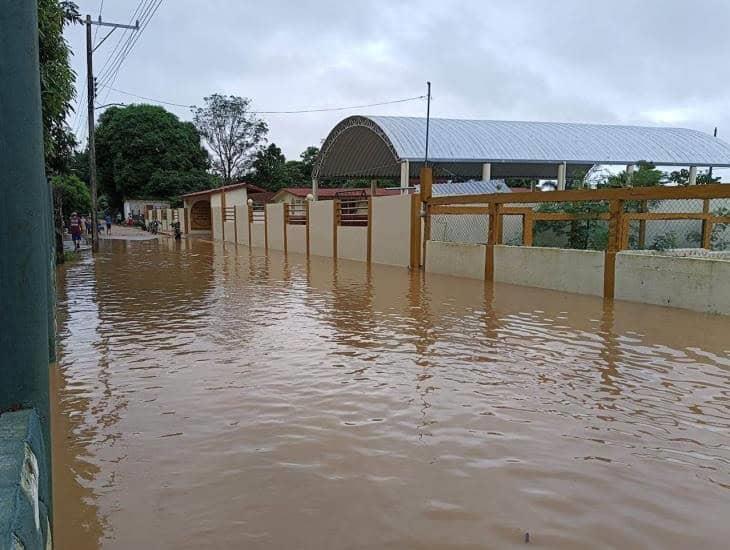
[52,238,730,549]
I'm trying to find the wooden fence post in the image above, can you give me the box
[409,192,421,269]
[701,198,712,249]
[247,204,253,247]
[485,203,502,281]
[305,200,310,257]
[420,167,432,268]
[263,205,268,250]
[366,197,372,264]
[638,200,647,249]
[604,199,624,299]
[522,211,534,246]
[283,203,288,254]
[333,200,339,259]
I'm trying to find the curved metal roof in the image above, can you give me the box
[314,115,730,179]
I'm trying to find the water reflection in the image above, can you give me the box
[53,238,730,549]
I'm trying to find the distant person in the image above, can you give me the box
[69,212,82,251]
[116,212,122,224]
[85,215,92,234]
[105,213,112,235]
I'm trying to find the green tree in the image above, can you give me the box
[94,104,209,207]
[667,168,720,186]
[250,143,291,191]
[192,94,268,182]
[52,174,91,218]
[603,161,664,188]
[146,170,221,206]
[38,0,80,173]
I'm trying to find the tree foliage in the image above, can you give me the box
[249,144,321,191]
[667,168,720,186]
[52,174,91,218]
[192,94,268,182]
[38,0,80,174]
[95,104,209,206]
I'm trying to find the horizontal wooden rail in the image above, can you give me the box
[427,183,730,206]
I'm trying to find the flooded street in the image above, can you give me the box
[52,237,730,549]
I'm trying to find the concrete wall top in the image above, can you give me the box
[494,245,605,296]
[616,251,730,315]
[426,241,486,280]
[225,188,248,207]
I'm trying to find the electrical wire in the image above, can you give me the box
[98,84,426,114]
[97,0,163,89]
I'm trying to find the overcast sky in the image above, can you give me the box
[67,0,730,168]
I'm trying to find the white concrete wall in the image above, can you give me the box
[124,199,169,218]
[176,208,185,233]
[251,223,266,249]
[371,194,412,266]
[235,206,249,244]
[338,226,368,262]
[425,241,486,280]
[224,221,236,243]
[616,252,730,315]
[494,245,605,296]
[309,200,334,258]
[211,207,223,240]
[286,224,307,255]
[266,203,285,251]
[224,187,248,207]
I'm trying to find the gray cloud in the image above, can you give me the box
[68,0,730,174]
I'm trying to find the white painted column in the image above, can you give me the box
[481,162,492,182]
[312,176,319,201]
[557,162,567,190]
[688,166,698,185]
[626,164,635,184]
[400,160,410,194]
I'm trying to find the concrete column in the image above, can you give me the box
[400,160,410,194]
[0,0,53,509]
[312,176,319,201]
[688,166,698,185]
[557,162,567,190]
[370,179,377,197]
[481,162,492,182]
[626,164,635,184]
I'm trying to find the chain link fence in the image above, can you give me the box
[430,197,730,252]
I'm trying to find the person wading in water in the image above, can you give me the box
[69,212,82,251]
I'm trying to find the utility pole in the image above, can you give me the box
[424,81,431,165]
[85,15,138,251]
[709,127,718,181]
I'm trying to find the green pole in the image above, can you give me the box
[0,0,53,506]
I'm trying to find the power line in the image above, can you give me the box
[98,84,426,114]
[97,0,163,89]
[92,0,104,44]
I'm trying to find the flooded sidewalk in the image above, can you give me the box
[52,237,730,549]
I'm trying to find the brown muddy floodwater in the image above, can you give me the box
[52,236,730,549]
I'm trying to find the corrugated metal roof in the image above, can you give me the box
[369,116,730,166]
[430,180,511,196]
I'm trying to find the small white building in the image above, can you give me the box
[123,199,170,219]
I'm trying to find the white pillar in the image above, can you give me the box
[312,177,319,201]
[557,162,566,190]
[481,162,492,182]
[400,160,410,194]
[626,164,635,184]
[688,166,698,185]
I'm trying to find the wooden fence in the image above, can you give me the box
[420,168,730,299]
